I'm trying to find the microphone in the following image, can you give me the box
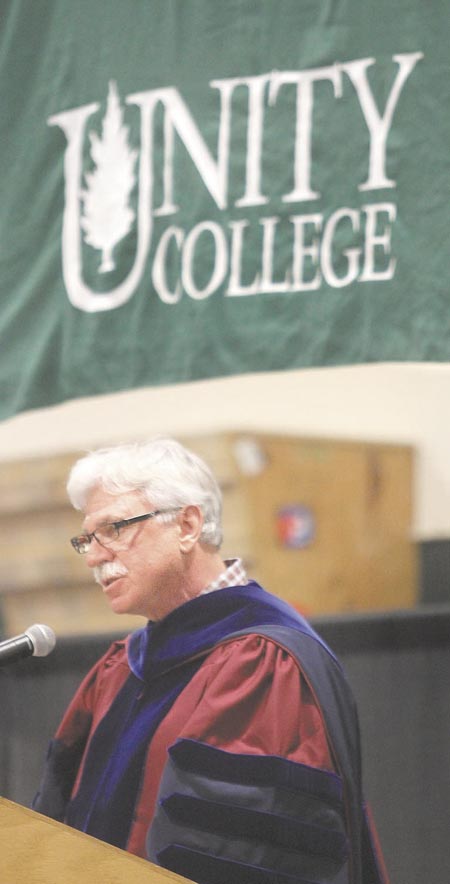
[0,624,56,667]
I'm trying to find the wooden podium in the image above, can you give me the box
[0,797,193,884]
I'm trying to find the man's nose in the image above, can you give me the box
[85,536,115,568]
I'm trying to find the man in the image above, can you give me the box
[34,437,388,884]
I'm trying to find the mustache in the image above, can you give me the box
[94,561,129,585]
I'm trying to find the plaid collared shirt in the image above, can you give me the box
[200,558,249,595]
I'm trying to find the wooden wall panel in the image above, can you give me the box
[0,433,417,635]
[227,435,416,615]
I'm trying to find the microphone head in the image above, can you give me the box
[25,624,56,657]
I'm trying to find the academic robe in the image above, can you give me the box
[33,582,389,884]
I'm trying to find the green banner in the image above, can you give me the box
[0,1,448,419]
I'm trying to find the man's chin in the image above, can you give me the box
[107,594,130,614]
[105,592,144,619]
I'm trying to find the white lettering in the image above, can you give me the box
[52,53,416,310]
[260,216,291,292]
[153,112,178,217]
[290,214,322,291]
[227,220,261,296]
[182,221,227,299]
[152,225,183,303]
[342,52,423,190]
[147,86,232,212]
[269,65,342,202]
[321,208,361,288]
[359,202,397,280]
[230,75,271,208]
[150,202,396,302]
[49,94,157,312]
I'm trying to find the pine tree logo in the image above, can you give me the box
[80,81,137,273]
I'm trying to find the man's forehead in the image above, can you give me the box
[82,487,148,529]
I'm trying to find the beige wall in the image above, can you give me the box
[0,362,449,539]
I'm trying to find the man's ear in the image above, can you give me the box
[178,505,204,553]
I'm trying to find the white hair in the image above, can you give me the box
[67,437,223,548]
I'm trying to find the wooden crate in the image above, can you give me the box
[220,434,417,616]
[0,433,417,636]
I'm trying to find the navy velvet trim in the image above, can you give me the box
[32,738,86,821]
[65,662,204,848]
[161,793,348,862]
[157,844,320,884]
[169,738,343,806]
[128,581,336,682]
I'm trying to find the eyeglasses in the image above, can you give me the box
[70,509,180,555]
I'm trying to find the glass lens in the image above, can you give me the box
[95,523,120,545]
[73,535,91,554]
